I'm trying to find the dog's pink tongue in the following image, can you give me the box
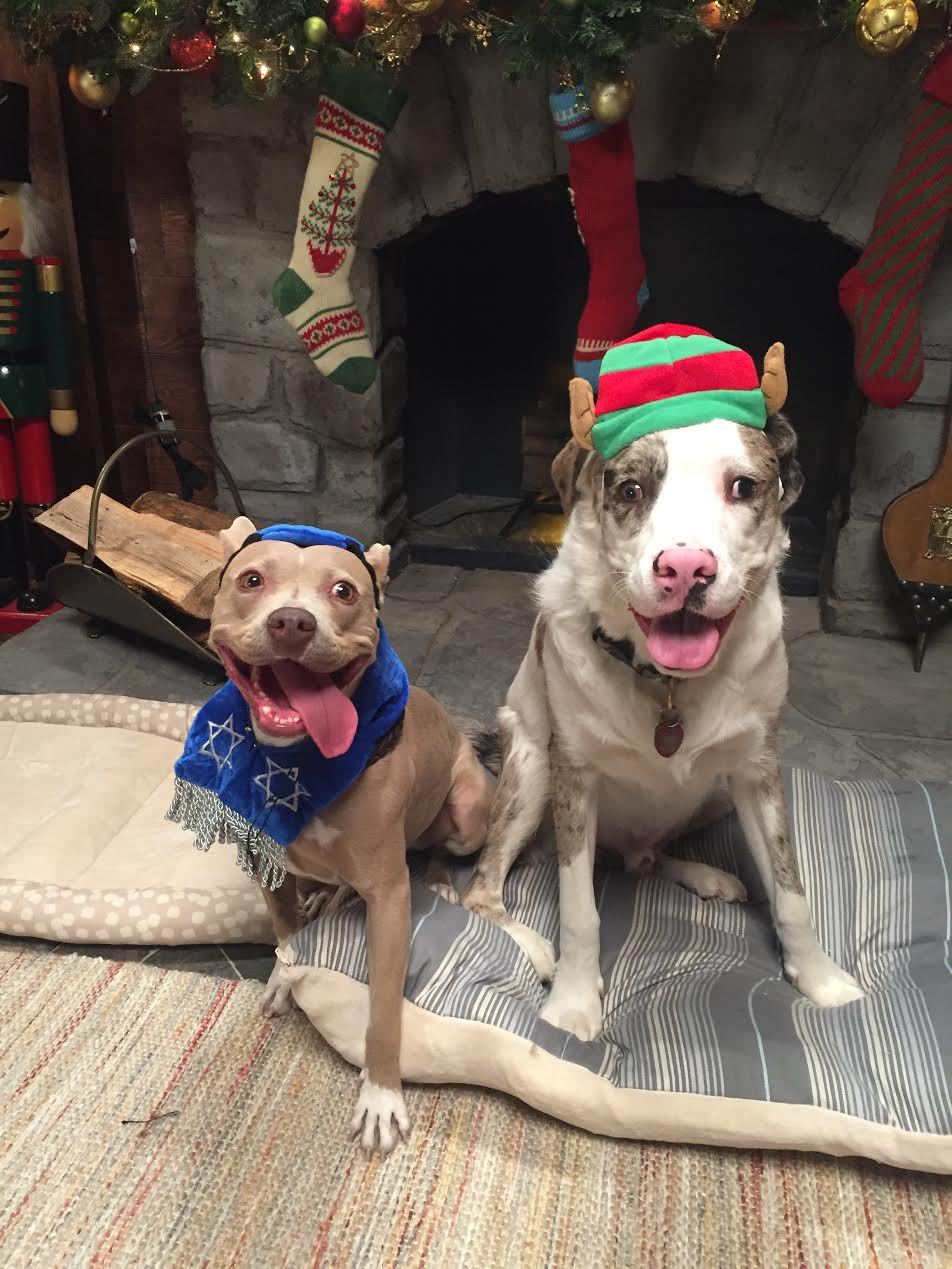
[646,613,721,672]
[271,661,358,758]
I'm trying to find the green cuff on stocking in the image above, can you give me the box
[319,63,406,131]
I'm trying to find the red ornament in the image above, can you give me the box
[327,0,367,42]
[169,28,217,72]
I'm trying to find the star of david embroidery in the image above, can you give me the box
[253,756,309,813]
[199,715,245,770]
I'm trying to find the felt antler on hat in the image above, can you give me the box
[569,324,787,455]
[761,341,787,415]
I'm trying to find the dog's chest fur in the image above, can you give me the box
[530,552,788,858]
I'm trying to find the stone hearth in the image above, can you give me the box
[182,35,952,641]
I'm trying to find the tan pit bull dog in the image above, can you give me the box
[185,517,493,1153]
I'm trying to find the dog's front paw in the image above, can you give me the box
[787,952,865,1008]
[261,964,294,1018]
[539,974,603,1041]
[350,1071,409,1154]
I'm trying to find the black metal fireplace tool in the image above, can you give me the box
[45,407,245,671]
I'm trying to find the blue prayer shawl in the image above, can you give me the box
[166,524,409,889]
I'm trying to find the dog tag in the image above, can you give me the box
[654,704,683,758]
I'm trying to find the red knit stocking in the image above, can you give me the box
[838,47,952,408]
[551,86,647,389]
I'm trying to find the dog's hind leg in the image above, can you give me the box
[462,705,554,979]
[730,740,865,1008]
[441,734,495,858]
[418,734,494,903]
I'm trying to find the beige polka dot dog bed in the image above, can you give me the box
[0,694,271,945]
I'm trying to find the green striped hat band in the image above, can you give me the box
[592,324,768,460]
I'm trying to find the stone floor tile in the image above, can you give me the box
[221,943,278,983]
[388,563,462,604]
[855,736,952,783]
[788,632,952,741]
[383,604,454,682]
[416,614,528,725]
[778,705,891,780]
[148,945,239,979]
[450,568,537,627]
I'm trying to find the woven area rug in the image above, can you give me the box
[1,946,950,1268]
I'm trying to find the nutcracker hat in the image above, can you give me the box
[0,82,30,184]
[569,323,788,459]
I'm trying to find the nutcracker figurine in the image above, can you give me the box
[0,81,78,611]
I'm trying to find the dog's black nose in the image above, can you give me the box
[267,607,316,651]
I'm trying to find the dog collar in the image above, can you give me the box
[591,626,685,757]
[592,626,662,680]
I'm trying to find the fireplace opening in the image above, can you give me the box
[385,177,862,593]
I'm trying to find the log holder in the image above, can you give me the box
[45,429,245,673]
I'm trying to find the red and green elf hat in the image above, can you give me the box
[591,324,768,460]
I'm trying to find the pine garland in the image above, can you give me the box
[0,0,947,97]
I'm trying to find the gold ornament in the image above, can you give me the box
[206,1,228,26]
[589,75,634,124]
[364,6,423,64]
[697,0,756,31]
[462,14,493,47]
[855,0,918,56]
[396,0,445,14]
[67,64,121,109]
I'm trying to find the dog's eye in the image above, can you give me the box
[332,580,357,604]
[239,571,264,591]
[730,477,758,502]
[620,482,643,503]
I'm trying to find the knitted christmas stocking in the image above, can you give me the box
[273,67,405,395]
[838,46,952,408]
[550,85,648,391]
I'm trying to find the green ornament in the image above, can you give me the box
[118,10,142,35]
[303,15,330,46]
[206,1,227,26]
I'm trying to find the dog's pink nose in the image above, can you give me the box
[267,607,316,653]
[653,548,717,604]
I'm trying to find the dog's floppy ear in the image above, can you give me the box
[764,413,803,512]
[364,543,391,594]
[761,342,787,415]
[551,438,589,516]
[183,566,223,621]
[568,378,597,450]
[219,515,258,558]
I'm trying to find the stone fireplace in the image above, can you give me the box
[182,35,952,641]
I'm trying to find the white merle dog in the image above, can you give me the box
[463,341,864,1040]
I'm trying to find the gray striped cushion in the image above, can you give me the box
[289,770,952,1157]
